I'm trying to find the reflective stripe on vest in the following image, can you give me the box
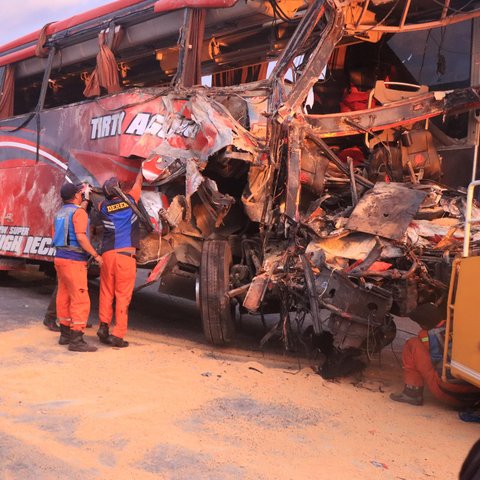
[418,329,429,345]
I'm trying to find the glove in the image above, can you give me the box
[81,183,92,201]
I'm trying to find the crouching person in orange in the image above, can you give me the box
[391,304,480,407]
[52,182,103,352]
[97,170,143,348]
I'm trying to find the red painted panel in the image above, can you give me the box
[154,0,237,13]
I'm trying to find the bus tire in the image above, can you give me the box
[199,239,235,346]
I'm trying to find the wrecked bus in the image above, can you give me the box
[0,0,480,373]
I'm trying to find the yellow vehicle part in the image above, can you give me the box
[443,256,480,388]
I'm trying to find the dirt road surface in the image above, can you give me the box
[0,267,478,479]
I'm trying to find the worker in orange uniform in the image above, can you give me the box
[52,182,103,352]
[390,303,480,407]
[97,170,143,348]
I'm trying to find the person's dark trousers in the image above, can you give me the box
[43,286,60,332]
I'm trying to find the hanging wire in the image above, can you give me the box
[430,0,478,14]
[436,26,447,76]
[354,0,402,35]
[428,32,469,55]
[268,0,299,24]
[418,29,432,84]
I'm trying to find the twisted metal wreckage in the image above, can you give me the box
[1,0,480,376]
[123,0,480,376]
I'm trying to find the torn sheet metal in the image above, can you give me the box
[139,93,262,183]
[307,233,377,264]
[165,196,187,227]
[285,124,302,222]
[407,219,464,245]
[306,233,403,268]
[185,159,204,199]
[139,190,166,232]
[196,178,235,229]
[346,182,427,240]
[142,156,186,184]
[301,205,327,237]
[242,165,272,222]
[134,252,173,293]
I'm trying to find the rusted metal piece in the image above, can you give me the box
[227,283,250,298]
[306,132,374,188]
[300,254,323,334]
[345,182,427,240]
[299,138,330,195]
[347,157,358,206]
[285,123,302,222]
[348,261,419,280]
[318,299,368,324]
[196,179,235,227]
[243,273,270,311]
[316,269,393,327]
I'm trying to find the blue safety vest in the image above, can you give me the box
[52,204,89,261]
[99,194,140,253]
[428,326,447,364]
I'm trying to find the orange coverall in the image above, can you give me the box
[98,184,141,339]
[54,209,90,332]
[403,333,479,407]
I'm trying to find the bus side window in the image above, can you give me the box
[44,70,92,110]
[13,73,41,116]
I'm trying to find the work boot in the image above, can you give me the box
[58,324,71,345]
[106,335,129,348]
[97,322,110,344]
[390,385,424,406]
[68,330,98,352]
[43,318,60,332]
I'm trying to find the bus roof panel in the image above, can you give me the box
[0,1,154,55]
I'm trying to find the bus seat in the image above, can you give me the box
[368,129,442,182]
[340,68,376,112]
[400,129,442,180]
[365,80,429,148]
[368,80,428,107]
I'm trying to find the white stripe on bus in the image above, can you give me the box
[0,141,67,170]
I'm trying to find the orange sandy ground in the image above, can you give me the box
[0,317,479,480]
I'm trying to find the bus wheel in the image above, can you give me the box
[199,239,235,346]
